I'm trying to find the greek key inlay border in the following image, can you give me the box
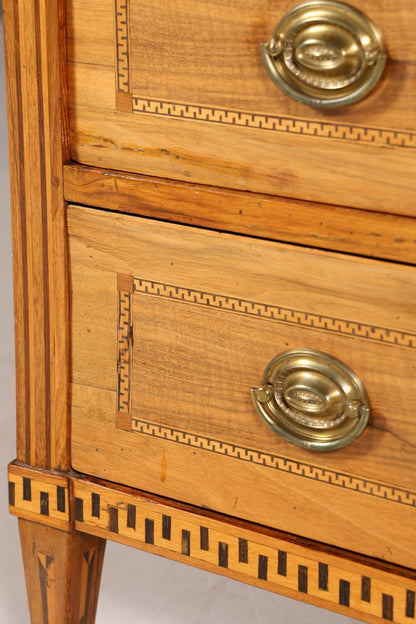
[131,97,416,149]
[133,278,416,350]
[131,417,416,510]
[111,277,416,508]
[114,0,416,149]
[115,0,130,93]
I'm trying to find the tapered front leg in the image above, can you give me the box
[19,519,106,624]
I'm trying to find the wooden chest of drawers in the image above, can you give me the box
[5,1,416,622]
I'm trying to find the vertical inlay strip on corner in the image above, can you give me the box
[10,0,31,464]
[34,0,52,469]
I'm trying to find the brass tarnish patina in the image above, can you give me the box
[261,1,387,108]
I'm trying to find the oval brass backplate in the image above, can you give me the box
[251,349,370,451]
[260,1,387,108]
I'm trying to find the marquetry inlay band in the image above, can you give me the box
[130,417,416,509]
[113,276,416,508]
[115,0,130,93]
[72,478,416,624]
[117,277,133,413]
[133,278,416,349]
[8,463,70,530]
[131,97,416,149]
[9,464,416,624]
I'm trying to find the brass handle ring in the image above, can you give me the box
[251,349,370,451]
[260,1,387,108]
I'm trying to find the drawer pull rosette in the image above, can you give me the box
[251,349,369,451]
[260,1,387,108]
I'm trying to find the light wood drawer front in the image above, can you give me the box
[69,205,416,569]
[68,0,416,215]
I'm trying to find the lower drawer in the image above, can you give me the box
[68,204,416,569]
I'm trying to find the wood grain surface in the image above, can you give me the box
[68,204,416,570]
[9,463,416,624]
[19,518,105,624]
[3,0,70,470]
[67,0,416,214]
[64,164,416,264]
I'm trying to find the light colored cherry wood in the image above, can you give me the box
[68,204,416,570]
[3,0,70,470]
[67,0,416,214]
[64,163,416,264]
[19,518,105,624]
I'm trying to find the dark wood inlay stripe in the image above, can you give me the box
[23,477,31,501]
[56,485,66,513]
[8,481,15,507]
[382,594,394,621]
[406,590,415,619]
[91,493,100,518]
[361,576,371,602]
[127,504,136,529]
[298,565,308,593]
[37,555,50,624]
[162,515,171,540]
[319,562,328,591]
[339,580,350,607]
[238,538,248,563]
[145,518,154,544]
[181,530,191,556]
[108,507,119,533]
[200,526,209,551]
[258,555,268,581]
[80,550,96,624]
[11,0,31,463]
[34,0,51,469]
[278,550,287,576]
[40,491,49,516]
[74,497,84,522]
[218,542,228,568]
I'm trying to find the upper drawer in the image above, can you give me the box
[69,204,416,570]
[67,0,416,215]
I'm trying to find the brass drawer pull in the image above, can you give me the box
[260,1,387,108]
[251,349,370,451]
